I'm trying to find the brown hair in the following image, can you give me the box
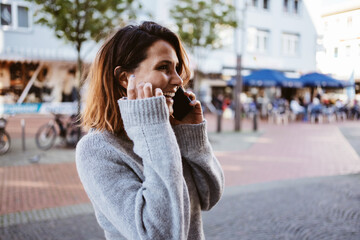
[82,21,191,134]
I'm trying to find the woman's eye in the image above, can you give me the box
[158,65,168,71]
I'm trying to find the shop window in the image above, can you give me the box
[0,3,12,26]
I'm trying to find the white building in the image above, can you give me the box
[0,0,95,103]
[0,0,318,103]
[143,0,317,76]
[316,1,360,87]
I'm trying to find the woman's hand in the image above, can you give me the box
[127,75,174,114]
[127,75,203,125]
[170,91,203,125]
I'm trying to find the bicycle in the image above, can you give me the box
[0,116,11,155]
[35,113,82,150]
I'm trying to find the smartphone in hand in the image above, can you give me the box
[172,87,193,121]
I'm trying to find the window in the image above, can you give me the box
[324,21,328,31]
[283,0,289,12]
[294,0,299,14]
[282,33,299,56]
[247,28,270,53]
[283,0,301,14]
[18,6,29,28]
[263,0,269,9]
[334,47,338,58]
[0,2,31,30]
[347,17,352,27]
[1,3,12,26]
[251,0,258,7]
[345,45,351,57]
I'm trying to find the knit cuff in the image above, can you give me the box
[172,120,208,154]
[118,96,169,127]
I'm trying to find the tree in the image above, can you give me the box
[28,0,141,114]
[170,0,237,93]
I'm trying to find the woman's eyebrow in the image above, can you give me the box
[157,60,179,65]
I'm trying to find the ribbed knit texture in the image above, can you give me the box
[76,96,224,240]
[118,96,169,126]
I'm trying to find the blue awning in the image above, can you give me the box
[228,69,304,88]
[300,72,351,88]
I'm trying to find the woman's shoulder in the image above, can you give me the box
[76,129,134,162]
[77,129,111,150]
[76,130,123,161]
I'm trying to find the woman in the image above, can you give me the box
[76,21,224,240]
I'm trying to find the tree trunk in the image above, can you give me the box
[76,45,83,117]
[75,45,83,142]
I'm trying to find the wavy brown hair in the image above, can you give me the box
[82,21,191,134]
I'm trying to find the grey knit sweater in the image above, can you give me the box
[76,96,224,240]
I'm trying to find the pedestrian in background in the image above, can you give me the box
[76,21,224,240]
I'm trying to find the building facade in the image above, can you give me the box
[0,0,318,104]
[0,0,95,104]
[316,1,360,90]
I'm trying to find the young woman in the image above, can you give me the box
[76,21,224,240]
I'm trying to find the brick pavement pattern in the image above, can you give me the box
[0,163,88,215]
[216,122,360,186]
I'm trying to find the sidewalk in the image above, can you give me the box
[1,114,360,239]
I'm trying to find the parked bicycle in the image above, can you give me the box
[0,116,11,155]
[35,113,82,150]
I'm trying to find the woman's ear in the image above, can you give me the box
[119,73,128,89]
[114,66,130,89]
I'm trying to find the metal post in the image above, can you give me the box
[216,110,223,133]
[21,119,26,151]
[233,0,247,132]
[252,94,258,131]
[234,55,243,131]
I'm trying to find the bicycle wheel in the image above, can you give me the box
[35,124,57,150]
[66,126,82,147]
[0,131,11,155]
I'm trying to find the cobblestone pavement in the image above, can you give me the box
[0,114,360,239]
[203,174,360,240]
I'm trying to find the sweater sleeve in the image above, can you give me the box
[172,121,225,211]
[76,96,190,240]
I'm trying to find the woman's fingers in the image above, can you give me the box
[155,88,163,97]
[185,91,196,101]
[144,82,153,98]
[127,75,136,99]
[137,82,145,99]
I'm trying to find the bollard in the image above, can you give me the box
[21,119,26,151]
[216,110,223,133]
[253,111,258,132]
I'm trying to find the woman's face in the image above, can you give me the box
[131,40,183,99]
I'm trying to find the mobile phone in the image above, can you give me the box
[172,87,193,120]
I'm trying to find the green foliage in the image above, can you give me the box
[170,0,237,50]
[28,0,141,50]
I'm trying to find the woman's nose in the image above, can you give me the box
[171,71,183,86]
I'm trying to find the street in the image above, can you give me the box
[0,114,360,239]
